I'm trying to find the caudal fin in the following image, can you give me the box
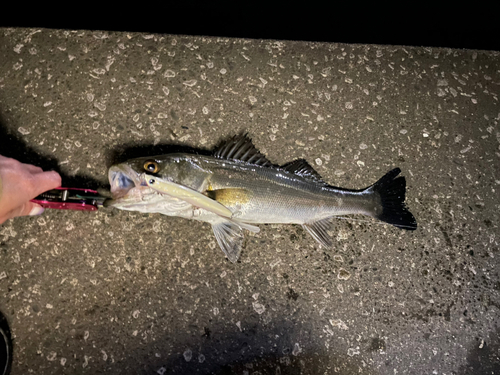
[369,168,417,230]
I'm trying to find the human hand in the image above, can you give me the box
[0,155,61,224]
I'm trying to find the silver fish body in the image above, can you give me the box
[179,155,379,223]
[107,135,416,262]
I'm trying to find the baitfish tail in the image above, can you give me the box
[366,168,417,230]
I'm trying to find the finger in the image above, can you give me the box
[31,171,62,196]
[0,155,16,164]
[24,164,44,174]
[4,202,45,220]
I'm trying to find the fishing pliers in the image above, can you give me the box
[31,187,108,211]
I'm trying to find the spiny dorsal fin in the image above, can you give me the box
[280,159,326,185]
[214,134,273,167]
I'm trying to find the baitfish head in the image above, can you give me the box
[105,155,194,214]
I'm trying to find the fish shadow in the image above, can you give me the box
[106,141,213,166]
[106,132,256,166]
[105,136,230,166]
[0,115,101,189]
[0,116,215,190]
[1,112,236,190]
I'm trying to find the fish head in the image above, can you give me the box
[106,155,202,214]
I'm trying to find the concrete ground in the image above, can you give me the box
[0,28,499,374]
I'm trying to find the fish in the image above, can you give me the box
[106,134,417,262]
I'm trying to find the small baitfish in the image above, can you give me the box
[106,134,417,262]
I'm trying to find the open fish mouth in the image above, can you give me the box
[108,165,142,199]
[106,162,197,214]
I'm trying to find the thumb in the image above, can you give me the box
[31,171,62,198]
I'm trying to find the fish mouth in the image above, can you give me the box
[108,164,143,199]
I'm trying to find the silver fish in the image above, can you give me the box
[107,134,417,262]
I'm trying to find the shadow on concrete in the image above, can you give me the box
[0,114,104,190]
[458,326,500,375]
[0,112,219,192]
[117,318,377,375]
[0,310,13,375]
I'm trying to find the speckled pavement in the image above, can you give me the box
[0,28,499,375]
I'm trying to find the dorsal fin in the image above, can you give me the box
[280,159,327,185]
[214,134,273,167]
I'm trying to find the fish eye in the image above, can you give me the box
[143,160,160,173]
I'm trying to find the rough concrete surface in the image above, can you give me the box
[0,28,499,374]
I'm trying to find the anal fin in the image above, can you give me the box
[302,217,334,248]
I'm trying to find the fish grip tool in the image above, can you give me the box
[31,187,107,211]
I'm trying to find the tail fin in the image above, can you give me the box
[369,168,417,230]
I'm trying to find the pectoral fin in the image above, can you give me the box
[145,175,233,218]
[212,221,245,263]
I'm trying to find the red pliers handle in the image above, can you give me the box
[30,187,107,211]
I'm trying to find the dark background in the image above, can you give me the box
[1,4,499,51]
